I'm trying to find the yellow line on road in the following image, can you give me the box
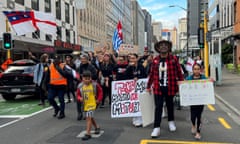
[140,139,232,144]
[207,104,215,111]
[218,117,232,129]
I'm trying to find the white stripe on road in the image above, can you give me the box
[0,107,52,128]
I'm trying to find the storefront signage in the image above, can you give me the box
[54,40,81,51]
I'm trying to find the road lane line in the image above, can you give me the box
[207,104,215,111]
[140,139,232,144]
[0,117,24,128]
[0,107,52,129]
[218,117,232,129]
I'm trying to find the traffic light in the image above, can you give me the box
[198,28,204,48]
[2,33,12,50]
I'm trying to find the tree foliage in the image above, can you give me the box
[222,43,233,64]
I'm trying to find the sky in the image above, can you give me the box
[137,0,187,29]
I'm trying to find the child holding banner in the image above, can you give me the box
[76,71,103,141]
[186,63,207,140]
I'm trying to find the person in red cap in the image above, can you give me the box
[146,40,184,138]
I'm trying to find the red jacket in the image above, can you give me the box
[147,54,184,96]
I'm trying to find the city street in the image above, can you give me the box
[0,93,239,144]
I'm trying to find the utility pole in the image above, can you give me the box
[6,18,11,59]
[204,11,209,77]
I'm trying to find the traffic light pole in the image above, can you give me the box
[6,18,11,59]
[204,11,209,77]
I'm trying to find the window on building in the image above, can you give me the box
[216,20,219,28]
[234,2,236,23]
[32,0,39,10]
[73,7,75,24]
[66,29,70,42]
[56,0,61,20]
[45,0,51,12]
[32,30,40,39]
[46,34,52,41]
[15,0,24,5]
[57,26,62,40]
[65,3,70,23]
[73,31,76,44]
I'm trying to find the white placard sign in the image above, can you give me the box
[139,92,155,127]
[111,79,148,118]
[179,79,215,106]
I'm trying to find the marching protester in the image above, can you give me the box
[76,71,103,141]
[125,53,147,127]
[112,55,128,81]
[146,40,184,138]
[99,53,115,108]
[64,54,76,103]
[45,56,77,119]
[186,63,207,140]
[76,53,98,120]
[33,53,49,106]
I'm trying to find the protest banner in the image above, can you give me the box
[138,92,154,127]
[178,79,215,106]
[111,79,148,118]
[118,44,138,55]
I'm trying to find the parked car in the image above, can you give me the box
[0,59,39,100]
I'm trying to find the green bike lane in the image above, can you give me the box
[0,95,51,128]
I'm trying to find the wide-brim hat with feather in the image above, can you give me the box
[154,40,172,53]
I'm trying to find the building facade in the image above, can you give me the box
[76,0,106,52]
[131,0,145,55]
[152,22,162,43]
[187,0,208,56]
[178,18,188,50]
[142,9,152,51]
[104,0,132,52]
[233,0,240,64]
[0,0,79,62]
[171,27,178,51]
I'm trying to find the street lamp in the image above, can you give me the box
[169,5,189,57]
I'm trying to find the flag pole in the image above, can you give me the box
[6,18,11,59]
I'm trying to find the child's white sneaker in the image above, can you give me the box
[151,127,160,138]
[168,121,176,131]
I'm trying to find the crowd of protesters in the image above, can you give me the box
[24,40,206,141]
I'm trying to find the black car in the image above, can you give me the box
[0,59,39,100]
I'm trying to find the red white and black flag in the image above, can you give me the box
[3,11,57,36]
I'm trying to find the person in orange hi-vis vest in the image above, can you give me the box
[45,55,79,119]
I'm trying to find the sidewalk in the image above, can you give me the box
[215,67,240,117]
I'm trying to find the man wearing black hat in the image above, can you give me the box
[147,40,184,138]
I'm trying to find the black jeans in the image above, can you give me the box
[153,87,174,128]
[190,105,204,133]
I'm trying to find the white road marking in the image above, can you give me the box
[77,130,104,138]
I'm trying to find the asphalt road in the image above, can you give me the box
[0,96,239,144]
